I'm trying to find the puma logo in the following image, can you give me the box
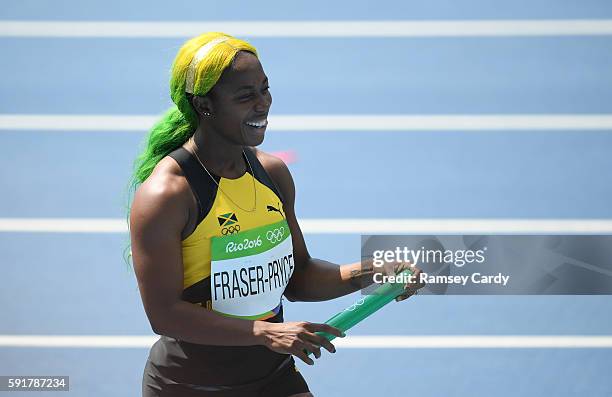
[267,205,281,214]
[267,204,284,217]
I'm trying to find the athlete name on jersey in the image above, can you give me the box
[212,253,294,300]
[209,220,294,318]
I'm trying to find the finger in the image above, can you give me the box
[406,269,425,290]
[414,268,426,287]
[396,291,413,301]
[301,339,322,359]
[396,287,419,301]
[409,268,421,282]
[394,261,409,274]
[401,260,415,271]
[417,273,427,288]
[304,332,336,354]
[293,346,315,365]
[306,323,345,338]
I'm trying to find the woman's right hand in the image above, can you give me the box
[255,321,345,365]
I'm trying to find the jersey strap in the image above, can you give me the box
[243,147,285,204]
[168,146,219,225]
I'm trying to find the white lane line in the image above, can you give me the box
[0,218,127,233]
[0,336,158,348]
[2,114,612,131]
[2,20,612,38]
[0,115,155,131]
[2,218,612,234]
[300,219,612,234]
[1,335,611,348]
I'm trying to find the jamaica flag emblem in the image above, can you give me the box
[217,212,239,227]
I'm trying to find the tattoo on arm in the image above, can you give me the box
[349,267,374,288]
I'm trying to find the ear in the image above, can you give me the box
[191,95,214,117]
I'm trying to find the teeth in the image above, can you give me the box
[246,119,268,128]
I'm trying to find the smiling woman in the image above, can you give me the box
[127,31,423,397]
[130,32,262,184]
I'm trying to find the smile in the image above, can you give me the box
[245,119,268,128]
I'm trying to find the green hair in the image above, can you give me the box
[123,32,258,269]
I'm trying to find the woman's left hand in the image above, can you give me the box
[392,262,426,302]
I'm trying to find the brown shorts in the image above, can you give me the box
[142,356,310,397]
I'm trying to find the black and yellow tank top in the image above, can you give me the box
[144,146,294,388]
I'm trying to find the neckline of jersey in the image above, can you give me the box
[189,148,251,181]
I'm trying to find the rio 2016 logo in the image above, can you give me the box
[225,236,263,253]
[266,227,285,244]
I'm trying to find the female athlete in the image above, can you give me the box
[128,32,424,397]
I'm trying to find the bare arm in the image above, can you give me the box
[130,171,263,346]
[260,151,424,302]
[130,161,343,364]
[259,152,376,301]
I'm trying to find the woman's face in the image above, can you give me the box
[199,51,272,147]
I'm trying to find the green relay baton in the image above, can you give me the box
[306,267,414,356]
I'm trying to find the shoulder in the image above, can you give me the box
[130,155,193,234]
[252,147,291,180]
[250,147,296,205]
